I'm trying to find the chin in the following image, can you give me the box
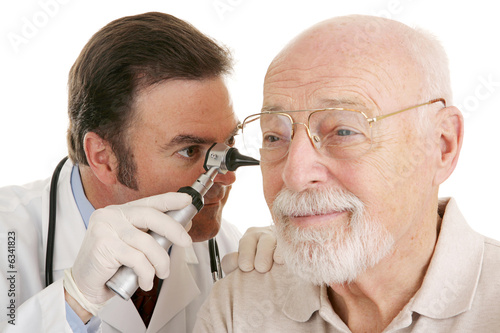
[188,204,223,242]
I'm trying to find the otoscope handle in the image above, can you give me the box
[105,188,202,300]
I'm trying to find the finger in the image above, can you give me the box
[118,206,192,247]
[221,252,239,275]
[124,192,192,212]
[254,233,277,273]
[185,220,193,233]
[110,243,157,291]
[273,244,285,265]
[237,232,258,272]
[117,227,172,279]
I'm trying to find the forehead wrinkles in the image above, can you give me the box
[264,61,397,112]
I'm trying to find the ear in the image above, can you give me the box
[433,106,464,186]
[83,132,118,185]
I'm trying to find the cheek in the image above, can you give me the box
[261,163,282,210]
[346,156,423,237]
[332,157,396,212]
[135,162,201,197]
[358,154,397,190]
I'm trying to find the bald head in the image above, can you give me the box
[265,15,451,114]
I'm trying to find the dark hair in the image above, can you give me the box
[67,12,232,189]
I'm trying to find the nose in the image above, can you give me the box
[282,126,328,192]
[214,170,236,186]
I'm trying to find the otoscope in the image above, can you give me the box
[105,143,260,300]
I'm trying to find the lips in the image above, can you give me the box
[203,186,226,205]
[290,208,346,218]
[204,201,221,206]
[288,210,347,227]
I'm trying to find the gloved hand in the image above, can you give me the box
[67,192,193,310]
[221,226,284,275]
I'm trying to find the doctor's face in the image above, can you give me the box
[115,77,238,242]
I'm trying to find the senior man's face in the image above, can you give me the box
[115,77,238,242]
[261,23,440,285]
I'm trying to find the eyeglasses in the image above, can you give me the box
[238,98,446,163]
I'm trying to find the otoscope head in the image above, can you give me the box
[204,143,260,173]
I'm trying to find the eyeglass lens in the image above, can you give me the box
[241,110,372,162]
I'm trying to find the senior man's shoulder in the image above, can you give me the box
[213,262,296,303]
[195,263,309,332]
[480,235,500,282]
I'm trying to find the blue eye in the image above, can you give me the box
[337,129,356,136]
[262,133,289,149]
[264,134,281,143]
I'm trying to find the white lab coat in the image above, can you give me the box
[0,160,241,332]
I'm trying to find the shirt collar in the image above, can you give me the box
[70,164,95,229]
[282,278,321,322]
[409,197,484,318]
[282,278,350,330]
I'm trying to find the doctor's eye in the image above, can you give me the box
[177,145,202,159]
[226,135,236,147]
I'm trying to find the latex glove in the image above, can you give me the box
[69,192,193,308]
[221,226,283,275]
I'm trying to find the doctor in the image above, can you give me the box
[0,12,276,333]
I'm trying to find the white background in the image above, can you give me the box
[1,0,499,238]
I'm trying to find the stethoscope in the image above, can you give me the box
[45,157,222,287]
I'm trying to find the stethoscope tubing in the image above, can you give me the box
[45,156,68,287]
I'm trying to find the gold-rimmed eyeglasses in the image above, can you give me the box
[238,98,446,162]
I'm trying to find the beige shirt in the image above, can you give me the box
[194,198,500,332]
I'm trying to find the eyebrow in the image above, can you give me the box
[261,98,368,112]
[169,134,211,146]
[261,105,284,112]
[320,98,368,109]
[162,124,240,150]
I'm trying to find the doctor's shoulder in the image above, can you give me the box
[0,178,48,219]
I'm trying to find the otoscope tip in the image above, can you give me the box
[225,148,260,171]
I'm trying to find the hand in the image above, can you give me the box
[69,192,193,307]
[221,226,283,275]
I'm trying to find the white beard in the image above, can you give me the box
[272,187,394,285]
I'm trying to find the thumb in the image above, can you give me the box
[273,245,285,265]
[221,252,239,275]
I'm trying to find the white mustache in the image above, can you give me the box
[271,187,395,285]
[272,187,364,219]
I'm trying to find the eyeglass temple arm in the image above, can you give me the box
[367,98,446,124]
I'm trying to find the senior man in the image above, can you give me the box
[0,12,275,333]
[195,15,500,332]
